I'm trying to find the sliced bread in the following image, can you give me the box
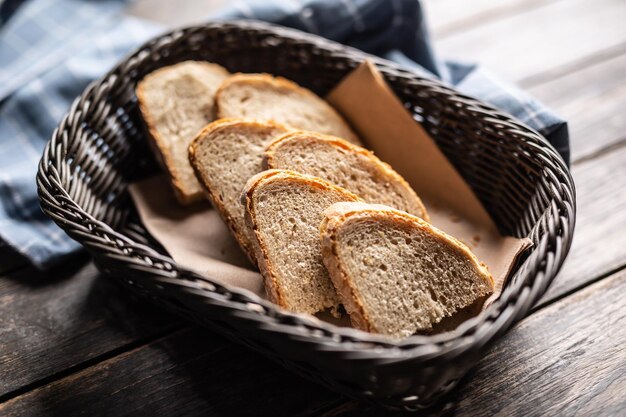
[320,202,494,338]
[215,73,360,144]
[137,61,230,204]
[189,119,290,263]
[242,170,360,314]
[264,131,429,220]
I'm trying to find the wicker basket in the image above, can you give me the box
[37,21,575,410]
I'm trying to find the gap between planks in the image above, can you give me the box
[0,325,187,405]
[425,0,564,39]
[571,137,626,167]
[434,0,626,85]
[518,41,626,89]
[3,264,624,416]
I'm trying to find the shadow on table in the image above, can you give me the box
[2,263,339,417]
[1,250,91,286]
[1,253,493,417]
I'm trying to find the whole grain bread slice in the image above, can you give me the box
[242,170,360,314]
[215,73,360,144]
[320,202,494,338]
[264,131,428,220]
[137,61,230,204]
[189,119,290,263]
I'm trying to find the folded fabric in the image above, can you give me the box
[0,0,160,268]
[0,0,28,25]
[0,0,569,269]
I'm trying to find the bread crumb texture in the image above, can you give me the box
[245,171,360,314]
[216,73,360,144]
[322,202,493,338]
[137,61,230,203]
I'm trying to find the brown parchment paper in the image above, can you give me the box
[128,176,264,295]
[327,61,531,309]
[128,60,531,316]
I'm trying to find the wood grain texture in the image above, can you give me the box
[528,52,626,162]
[0,326,338,417]
[538,145,626,306]
[316,270,626,417]
[423,0,559,38]
[436,0,626,84]
[3,265,623,417]
[0,260,180,399]
[128,0,229,27]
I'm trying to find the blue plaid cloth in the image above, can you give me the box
[0,0,569,269]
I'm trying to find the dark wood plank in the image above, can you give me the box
[0,326,339,417]
[4,265,624,417]
[528,52,626,162]
[436,0,626,84]
[0,260,181,399]
[538,144,626,306]
[315,269,626,417]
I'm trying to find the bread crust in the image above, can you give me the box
[320,202,494,334]
[319,213,374,332]
[264,131,429,221]
[136,61,230,204]
[242,170,360,310]
[188,118,289,266]
[215,73,360,144]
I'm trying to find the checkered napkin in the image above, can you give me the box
[0,0,569,269]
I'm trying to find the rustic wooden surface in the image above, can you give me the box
[1,0,625,415]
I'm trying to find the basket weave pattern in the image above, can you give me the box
[37,21,575,410]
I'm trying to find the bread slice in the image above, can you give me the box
[137,61,230,204]
[264,131,429,220]
[215,73,360,144]
[242,170,360,314]
[320,202,494,338]
[189,119,289,263]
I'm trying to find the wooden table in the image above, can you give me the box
[1,0,625,415]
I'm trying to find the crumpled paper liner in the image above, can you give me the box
[129,177,263,295]
[128,60,531,326]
